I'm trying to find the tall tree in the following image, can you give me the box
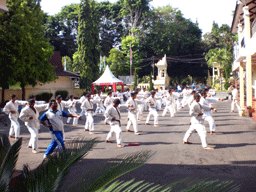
[0,0,55,100]
[138,5,207,83]
[74,0,100,90]
[96,1,124,56]
[43,4,79,58]
[120,0,152,37]
[204,24,235,89]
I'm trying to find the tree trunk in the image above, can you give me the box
[21,84,26,100]
[220,71,222,90]
[1,87,5,107]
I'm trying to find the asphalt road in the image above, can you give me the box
[1,96,256,191]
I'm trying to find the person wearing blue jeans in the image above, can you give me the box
[40,99,81,159]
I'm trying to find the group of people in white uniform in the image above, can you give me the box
[3,84,234,156]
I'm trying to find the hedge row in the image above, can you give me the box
[34,90,69,102]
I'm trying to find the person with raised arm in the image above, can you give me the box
[19,99,48,153]
[3,94,27,140]
[105,99,124,148]
[40,100,81,158]
[183,93,214,150]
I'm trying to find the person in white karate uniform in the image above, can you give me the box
[187,90,197,109]
[79,92,87,116]
[66,95,80,125]
[19,99,48,153]
[94,90,105,116]
[172,89,181,112]
[126,92,144,135]
[180,86,192,108]
[155,89,163,110]
[81,94,95,134]
[199,91,219,135]
[3,94,27,140]
[230,85,240,113]
[145,91,159,127]
[136,89,148,120]
[105,99,124,148]
[183,93,214,150]
[29,95,46,105]
[162,89,175,117]
[104,91,114,109]
[56,95,70,140]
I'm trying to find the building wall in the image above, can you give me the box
[0,76,78,101]
[0,0,8,13]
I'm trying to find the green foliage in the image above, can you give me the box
[132,68,138,90]
[43,4,79,58]
[35,92,53,102]
[74,0,100,90]
[55,90,69,100]
[0,0,56,100]
[149,72,154,91]
[137,5,207,81]
[213,83,220,90]
[62,56,73,72]
[181,76,191,85]
[224,81,231,90]
[0,134,22,192]
[119,0,152,37]
[107,48,127,77]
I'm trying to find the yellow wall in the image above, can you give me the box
[0,0,8,13]
[0,76,80,101]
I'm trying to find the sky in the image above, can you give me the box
[40,0,236,35]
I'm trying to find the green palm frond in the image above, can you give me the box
[21,137,99,192]
[0,134,22,192]
[182,179,240,192]
[100,178,240,192]
[67,150,154,192]
[0,134,11,166]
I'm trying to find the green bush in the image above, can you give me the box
[36,92,53,102]
[224,81,230,90]
[55,90,69,100]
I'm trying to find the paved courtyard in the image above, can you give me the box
[1,96,256,191]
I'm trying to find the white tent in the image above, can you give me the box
[92,65,124,93]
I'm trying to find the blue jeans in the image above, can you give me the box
[45,131,65,156]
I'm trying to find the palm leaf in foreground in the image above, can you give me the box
[67,150,154,192]
[0,134,22,192]
[21,137,99,192]
[101,178,240,192]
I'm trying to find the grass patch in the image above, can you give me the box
[216,90,230,92]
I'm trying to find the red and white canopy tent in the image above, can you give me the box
[92,65,124,93]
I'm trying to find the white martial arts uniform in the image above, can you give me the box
[57,100,69,139]
[35,100,45,105]
[126,98,143,133]
[19,104,48,150]
[231,88,240,111]
[66,99,79,125]
[172,92,181,112]
[183,101,211,148]
[162,94,175,117]
[181,89,192,107]
[81,98,95,132]
[3,100,28,138]
[105,105,122,144]
[200,97,218,132]
[104,96,114,109]
[187,95,194,109]
[136,92,147,120]
[94,94,105,115]
[155,92,163,110]
[145,96,158,125]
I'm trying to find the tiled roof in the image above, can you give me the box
[48,51,80,77]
